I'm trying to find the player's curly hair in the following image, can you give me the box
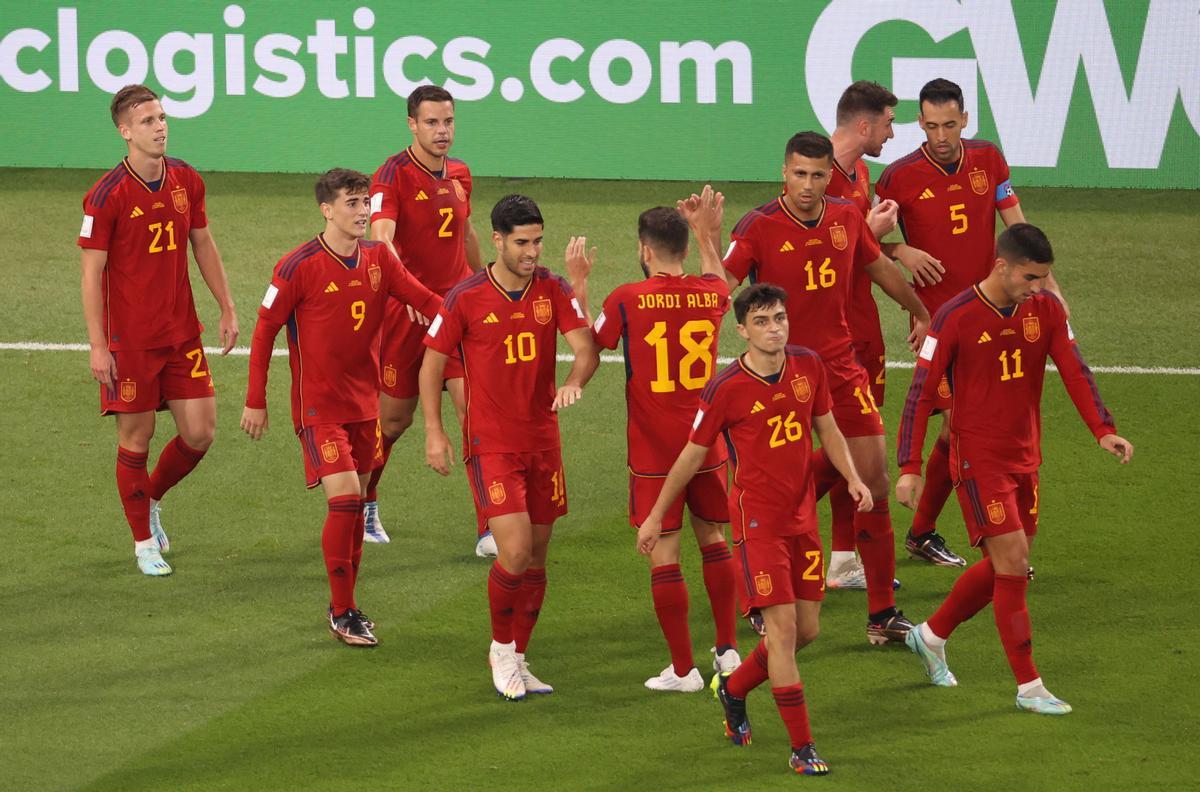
[997,223,1054,265]
[407,85,454,118]
[836,81,897,126]
[110,84,159,126]
[491,194,544,233]
[785,131,833,163]
[919,78,964,111]
[314,168,370,205]
[734,283,788,325]
[638,207,689,259]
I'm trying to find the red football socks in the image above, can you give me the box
[828,480,856,553]
[727,640,769,698]
[854,502,896,614]
[994,573,1039,684]
[913,437,953,536]
[349,508,366,609]
[650,564,693,676]
[773,683,814,749]
[116,447,152,542]
[323,495,361,614]
[514,567,547,654]
[488,561,523,644]
[699,542,738,651]
[147,435,206,502]
[364,435,398,503]
[928,557,995,639]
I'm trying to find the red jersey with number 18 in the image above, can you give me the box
[690,347,832,541]
[425,265,589,457]
[593,272,729,476]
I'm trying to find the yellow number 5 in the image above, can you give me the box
[350,300,366,331]
[949,203,968,235]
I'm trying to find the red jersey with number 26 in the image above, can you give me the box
[77,157,207,351]
[691,347,832,541]
[425,265,588,457]
[724,197,881,363]
[897,288,1114,480]
[593,273,729,476]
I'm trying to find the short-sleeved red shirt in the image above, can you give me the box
[875,140,1019,314]
[691,347,832,541]
[78,157,207,351]
[828,158,881,346]
[593,272,730,476]
[424,265,589,457]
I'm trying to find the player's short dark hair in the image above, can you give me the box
[638,207,689,259]
[314,168,370,205]
[996,223,1054,265]
[919,78,964,111]
[785,131,834,163]
[491,194,544,233]
[408,85,454,118]
[836,81,898,126]
[110,84,159,126]
[734,283,788,325]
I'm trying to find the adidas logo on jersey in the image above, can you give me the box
[129,206,144,218]
[779,241,795,252]
[324,282,339,293]
[750,401,765,414]
[919,188,935,200]
[415,190,429,201]
[978,331,992,344]
[483,312,499,324]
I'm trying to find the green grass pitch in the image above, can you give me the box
[1,169,1197,790]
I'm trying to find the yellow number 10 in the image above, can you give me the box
[504,332,536,363]
[643,319,716,393]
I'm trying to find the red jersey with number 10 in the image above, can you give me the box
[425,265,589,457]
[77,157,207,351]
[593,272,730,476]
[691,347,832,541]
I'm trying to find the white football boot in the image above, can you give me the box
[645,665,705,692]
[475,530,498,558]
[362,501,390,543]
[516,653,554,694]
[148,500,169,554]
[488,641,525,701]
[711,646,742,674]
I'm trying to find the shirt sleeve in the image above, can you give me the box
[592,289,625,350]
[553,275,589,335]
[1045,299,1115,441]
[383,247,442,318]
[190,170,209,229]
[811,359,832,416]
[722,217,759,284]
[244,262,301,409]
[370,167,400,226]
[78,189,117,251]
[992,147,1019,210]
[424,297,465,356]
[897,319,955,473]
[689,387,727,449]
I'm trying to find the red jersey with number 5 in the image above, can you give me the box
[425,265,589,457]
[245,236,441,432]
[724,196,881,363]
[875,140,1019,314]
[370,148,472,294]
[691,347,832,541]
[897,287,1114,480]
[593,272,729,476]
[77,157,207,351]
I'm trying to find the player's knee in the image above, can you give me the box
[380,412,413,439]
[691,519,724,546]
[795,620,820,649]
[183,423,215,451]
[501,547,533,574]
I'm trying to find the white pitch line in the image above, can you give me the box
[0,341,1196,376]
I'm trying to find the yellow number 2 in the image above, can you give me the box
[949,203,968,235]
[184,348,208,379]
[350,300,366,331]
[438,207,454,238]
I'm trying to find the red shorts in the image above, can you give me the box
[298,420,383,489]
[380,300,463,399]
[852,336,886,407]
[629,465,728,532]
[824,355,885,438]
[955,472,1039,547]
[101,336,214,415]
[734,532,825,612]
[466,449,568,527]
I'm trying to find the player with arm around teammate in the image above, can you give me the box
[895,223,1131,714]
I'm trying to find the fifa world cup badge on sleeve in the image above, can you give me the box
[171,187,189,213]
[791,376,811,403]
[829,224,848,251]
[1022,316,1041,342]
[969,169,989,195]
[533,298,553,325]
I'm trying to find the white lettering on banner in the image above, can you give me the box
[253,34,305,97]
[807,0,1199,169]
[352,7,375,98]
[0,26,52,92]
[589,39,653,104]
[307,20,348,99]
[442,36,493,101]
[530,38,585,103]
[155,32,214,116]
[381,35,435,97]
[660,40,752,104]
[86,30,149,93]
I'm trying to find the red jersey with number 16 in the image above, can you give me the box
[425,265,589,457]
[593,272,730,476]
[691,347,832,541]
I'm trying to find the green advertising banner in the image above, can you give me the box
[1,1,1196,187]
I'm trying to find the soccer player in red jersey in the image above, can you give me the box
[638,283,871,775]
[421,195,599,700]
[876,78,1066,568]
[240,169,441,647]
[78,84,238,577]
[365,85,483,547]
[896,224,1132,714]
[591,187,740,692]
[723,132,930,644]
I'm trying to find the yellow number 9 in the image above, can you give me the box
[350,300,366,331]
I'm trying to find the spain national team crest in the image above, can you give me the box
[969,169,989,195]
[937,376,952,399]
[488,480,507,505]
[171,187,188,214]
[533,297,553,325]
[368,262,381,291]
[383,364,397,388]
[451,178,467,202]
[754,572,773,597]
[320,440,339,464]
[1022,316,1041,342]
[986,500,1006,525]
[119,380,137,403]
[829,223,848,251]
[791,375,811,403]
